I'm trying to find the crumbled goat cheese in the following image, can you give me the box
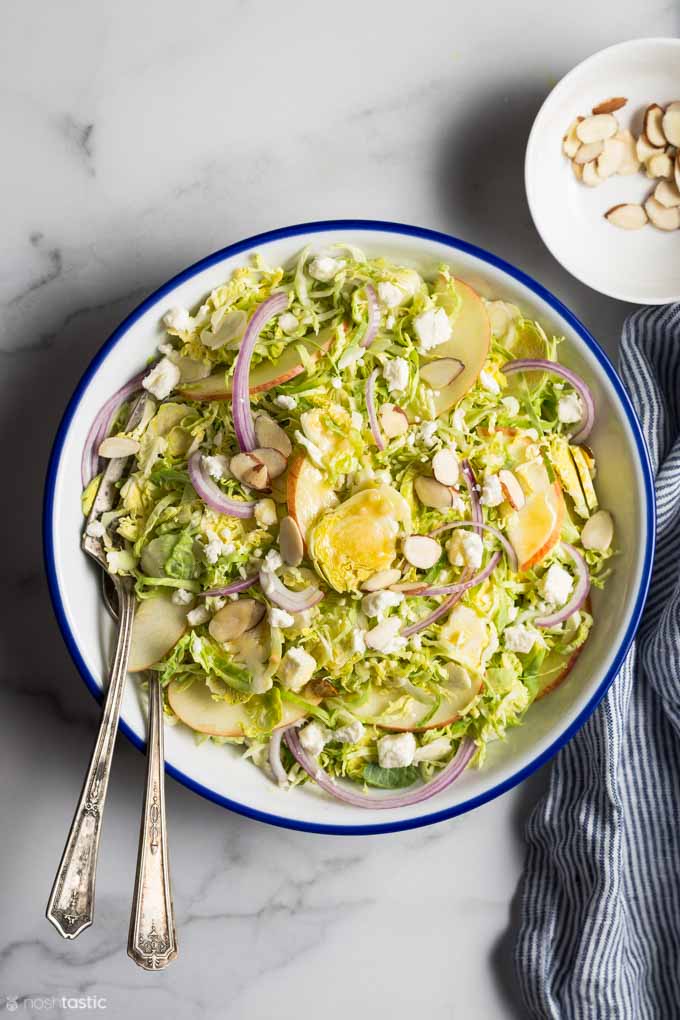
[361,590,404,620]
[279,647,317,691]
[309,256,342,281]
[278,312,299,334]
[413,307,451,352]
[254,499,278,528]
[480,474,504,507]
[172,588,194,606]
[540,563,573,606]
[142,357,181,400]
[504,623,539,653]
[383,356,409,393]
[558,393,583,424]
[274,394,297,410]
[377,731,416,768]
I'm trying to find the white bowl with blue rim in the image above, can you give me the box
[44,220,655,835]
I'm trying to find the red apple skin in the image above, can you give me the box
[535,599,593,700]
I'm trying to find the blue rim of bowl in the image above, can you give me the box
[43,218,656,836]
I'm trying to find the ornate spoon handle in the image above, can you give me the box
[127,677,178,969]
[46,579,136,939]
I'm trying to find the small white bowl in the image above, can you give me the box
[44,220,654,834]
[526,38,680,304]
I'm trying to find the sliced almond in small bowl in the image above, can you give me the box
[279,515,303,567]
[576,114,618,144]
[605,203,648,230]
[645,196,680,231]
[573,140,604,165]
[379,404,409,439]
[498,469,525,509]
[98,436,141,458]
[209,599,265,643]
[582,160,602,187]
[571,161,584,182]
[662,101,680,146]
[432,448,459,487]
[647,152,673,180]
[414,475,455,509]
[644,104,667,148]
[361,568,403,592]
[592,97,627,115]
[254,414,292,457]
[403,535,442,570]
[420,358,464,388]
[655,179,680,208]
[596,137,625,178]
[636,133,665,164]
[562,117,583,158]
[613,129,640,175]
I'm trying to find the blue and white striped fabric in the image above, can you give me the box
[515,305,680,1019]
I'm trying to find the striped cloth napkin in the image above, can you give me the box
[515,304,680,1019]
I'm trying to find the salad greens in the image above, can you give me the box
[83,245,615,804]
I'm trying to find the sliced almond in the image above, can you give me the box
[230,451,264,484]
[596,137,625,178]
[636,133,665,164]
[582,160,602,187]
[581,510,614,552]
[379,404,409,438]
[243,463,270,490]
[647,152,673,179]
[98,436,141,458]
[562,117,583,158]
[573,140,604,165]
[279,515,303,567]
[208,599,265,643]
[613,129,640,175]
[254,414,292,457]
[414,475,455,509]
[645,196,680,231]
[432,448,460,487]
[592,97,627,115]
[655,179,680,208]
[251,447,287,480]
[571,160,584,182]
[605,203,648,230]
[420,357,464,388]
[576,114,618,144]
[663,102,680,147]
[361,568,403,592]
[676,153,680,193]
[644,104,666,148]
[403,535,442,570]
[498,469,525,509]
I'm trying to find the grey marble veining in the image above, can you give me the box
[2,1,678,1017]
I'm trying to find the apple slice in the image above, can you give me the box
[535,600,592,699]
[352,667,483,732]
[128,595,188,673]
[506,482,564,572]
[424,278,491,416]
[177,327,335,401]
[286,453,338,543]
[167,679,320,737]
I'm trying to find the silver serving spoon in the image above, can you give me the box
[46,394,177,968]
[101,574,178,970]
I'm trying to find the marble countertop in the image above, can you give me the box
[2,2,676,1017]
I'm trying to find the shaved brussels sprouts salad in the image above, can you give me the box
[82,245,615,809]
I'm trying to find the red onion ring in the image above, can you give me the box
[269,727,290,787]
[199,573,260,598]
[429,520,518,573]
[259,569,323,612]
[232,292,288,452]
[401,589,465,637]
[534,542,590,628]
[360,284,380,349]
[406,551,501,599]
[188,450,256,518]
[81,371,146,485]
[365,368,385,451]
[502,358,595,444]
[285,728,475,809]
[461,460,482,535]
